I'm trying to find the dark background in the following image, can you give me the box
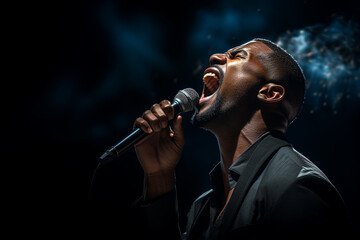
[6,0,359,236]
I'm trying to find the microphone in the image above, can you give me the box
[99,88,199,164]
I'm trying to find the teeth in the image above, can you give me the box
[203,72,218,80]
[203,72,219,93]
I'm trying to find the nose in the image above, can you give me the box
[209,53,227,65]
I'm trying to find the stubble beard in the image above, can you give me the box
[191,96,223,129]
[191,93,256,135]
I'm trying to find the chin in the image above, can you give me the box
[191,97,222,128]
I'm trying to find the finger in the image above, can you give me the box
[172,115,185,149]
[133,117,153,134]
[142,110,161,132]
[159,100,174,120]
[150,103,168,129]
[169,125,174,137]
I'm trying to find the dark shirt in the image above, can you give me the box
[134,131,349,239]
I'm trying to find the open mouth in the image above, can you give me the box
[199,67,221,105]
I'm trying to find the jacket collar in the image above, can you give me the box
[209,131,275,194]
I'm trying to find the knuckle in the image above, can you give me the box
[160,99,171,107]
[160,100,174,118]
[150,103,159,111]
[142,110,152,118]
[135,117,143,124]
[134,117,146,129]
[152,104,167,118]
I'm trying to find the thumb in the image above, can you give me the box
[172,115,185,149]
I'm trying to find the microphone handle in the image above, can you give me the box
[99,101,182,164]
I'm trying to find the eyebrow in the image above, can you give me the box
[234,48,248,55]
[227,48,249,57]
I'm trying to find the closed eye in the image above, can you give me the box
[229,49,248,59]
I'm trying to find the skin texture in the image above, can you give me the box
[134,41,289,210]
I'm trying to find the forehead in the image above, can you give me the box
[228,41,273,55]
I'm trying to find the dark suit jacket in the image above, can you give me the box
[134,132,349,239]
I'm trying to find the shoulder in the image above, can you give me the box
[262,145,330,186]
[252,146,349,233]
[257,145,345,208]
[258,145,348,219]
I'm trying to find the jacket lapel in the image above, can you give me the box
[210,132,290,240]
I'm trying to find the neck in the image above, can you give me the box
[213,110,283,193]
[216,121,267,173]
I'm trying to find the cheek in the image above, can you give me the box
[219,71,256,102]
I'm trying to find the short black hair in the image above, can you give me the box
[253,38,306,123]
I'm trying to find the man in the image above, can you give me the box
[132,39,349,239]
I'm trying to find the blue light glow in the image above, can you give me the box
[277,16,360,113]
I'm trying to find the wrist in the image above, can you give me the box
[143,170,176,201]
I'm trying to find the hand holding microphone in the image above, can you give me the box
[134,99,185,177]
[134,88,198,200]
[99,88,199,165]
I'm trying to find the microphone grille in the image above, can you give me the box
[174,88,200,112]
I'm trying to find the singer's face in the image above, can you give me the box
[192,41,272,130]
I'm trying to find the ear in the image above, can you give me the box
[257,83,285,103]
